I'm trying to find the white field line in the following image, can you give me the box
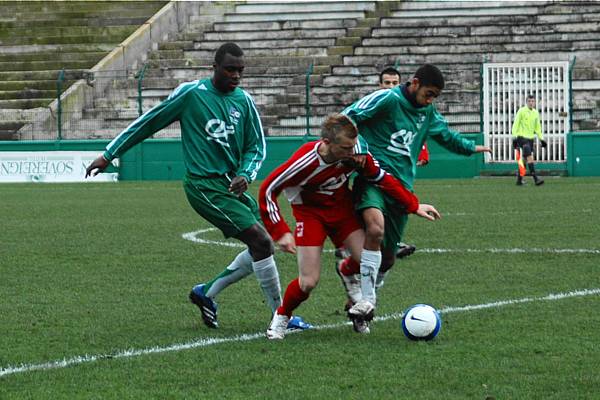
[182,228,600,254]
[1,288,599,378]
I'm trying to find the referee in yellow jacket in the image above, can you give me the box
[512,94,547,186]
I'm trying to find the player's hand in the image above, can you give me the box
[229,175,248,196]
[416,159,428,167]
[540,139,548,148]
[276,232,296,254]
[475,145,492,154]
[85,155,110,178]
[415,204,441,221]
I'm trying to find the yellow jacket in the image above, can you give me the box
[512,106,543,140]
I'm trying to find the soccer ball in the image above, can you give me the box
[401,304,442,341]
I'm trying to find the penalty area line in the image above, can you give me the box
[2,288,599,378]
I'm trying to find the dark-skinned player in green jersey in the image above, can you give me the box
[341,64,492,321]
[86,42,310,332]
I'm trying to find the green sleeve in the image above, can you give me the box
[428,109,476,155]
[236,92,266,183]
[103,83,190,161]
[342,89,393,125]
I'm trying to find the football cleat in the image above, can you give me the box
[348,299,375,321]
[287,315,313,331]
[266,312,290,340]
[396,242,416,259]
[189,284,219,329]
[335,259,362,305]
[352,317,371,334]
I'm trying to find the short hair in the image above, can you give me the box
[214,42,244,64]
[526,94,536,100]
[414,64,445,90]
[379,67,401,84]
[321,114,357,142]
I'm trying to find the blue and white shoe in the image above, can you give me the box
[189,284,219,329]
[286,315,313,332]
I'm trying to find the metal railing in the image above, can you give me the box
[7,63,599,142]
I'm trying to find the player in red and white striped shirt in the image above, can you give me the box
[259,114,440,339]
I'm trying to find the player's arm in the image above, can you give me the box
[86,82,189,177]
[357,154,440,221]
[428,109,491,155]
[233,92,266,194]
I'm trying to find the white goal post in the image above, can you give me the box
[482,61,570,163]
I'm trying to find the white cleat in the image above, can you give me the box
[348,299,375,321]
[266,312,290,340]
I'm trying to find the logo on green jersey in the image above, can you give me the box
[205,119,235,148]
[387,129,415,156]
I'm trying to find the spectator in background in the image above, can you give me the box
[512,94,547,186]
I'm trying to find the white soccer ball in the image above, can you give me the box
[401,304,442,341]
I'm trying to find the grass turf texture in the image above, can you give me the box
[1,177,599,399]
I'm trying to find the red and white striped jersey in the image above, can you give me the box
[259,140,419,241]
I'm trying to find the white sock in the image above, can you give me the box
[252,255,282,313]
[205,250,254,298]
[360,249,381,305]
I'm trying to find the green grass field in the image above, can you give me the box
[1,177,599,399]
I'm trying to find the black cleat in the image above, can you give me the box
[189,284,218,329]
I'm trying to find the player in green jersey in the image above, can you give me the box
[85,43,310,331]
[342,64,491,318]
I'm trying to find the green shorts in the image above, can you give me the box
[183,174,260,238]
[354,179,408,252]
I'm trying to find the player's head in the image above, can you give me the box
[526,94,536,109]
[320,114,358,161]
[379,67,401,89]
[212,42,244,93]
[408,64,444,106]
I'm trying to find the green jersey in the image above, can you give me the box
[343,85,476,190]
[103,78,266,182]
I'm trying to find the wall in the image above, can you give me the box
[1,132,598,180]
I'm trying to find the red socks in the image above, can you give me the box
[339,257,360,275]
[277,278,309,317]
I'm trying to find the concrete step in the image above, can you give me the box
[0,51,107,63]
[355,40,600,57]
[0,43,116,55]
[234,1,376,14]
[209,18,359,31]
[0,59,97,72]
[0,32,136,46]
[0,80,78,91]
[343,49,600,66]
[373,16,599,37]
[0,16,151,29]
[0,25,139,40]
[380,14,597,28]
[222,10,367,23]
[392,6,541,18]
[368,32,599,46]
[200,29,346,42]
[0,89,56,100]
[0,98,54,109]
[0,69,87,81]
[0,1,165,13]
[185,46,330,58]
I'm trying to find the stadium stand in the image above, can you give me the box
[0,0,167,140]
[1,1,599,139]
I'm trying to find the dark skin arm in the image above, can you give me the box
[229,175,248,196]
[85,155,110,178]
